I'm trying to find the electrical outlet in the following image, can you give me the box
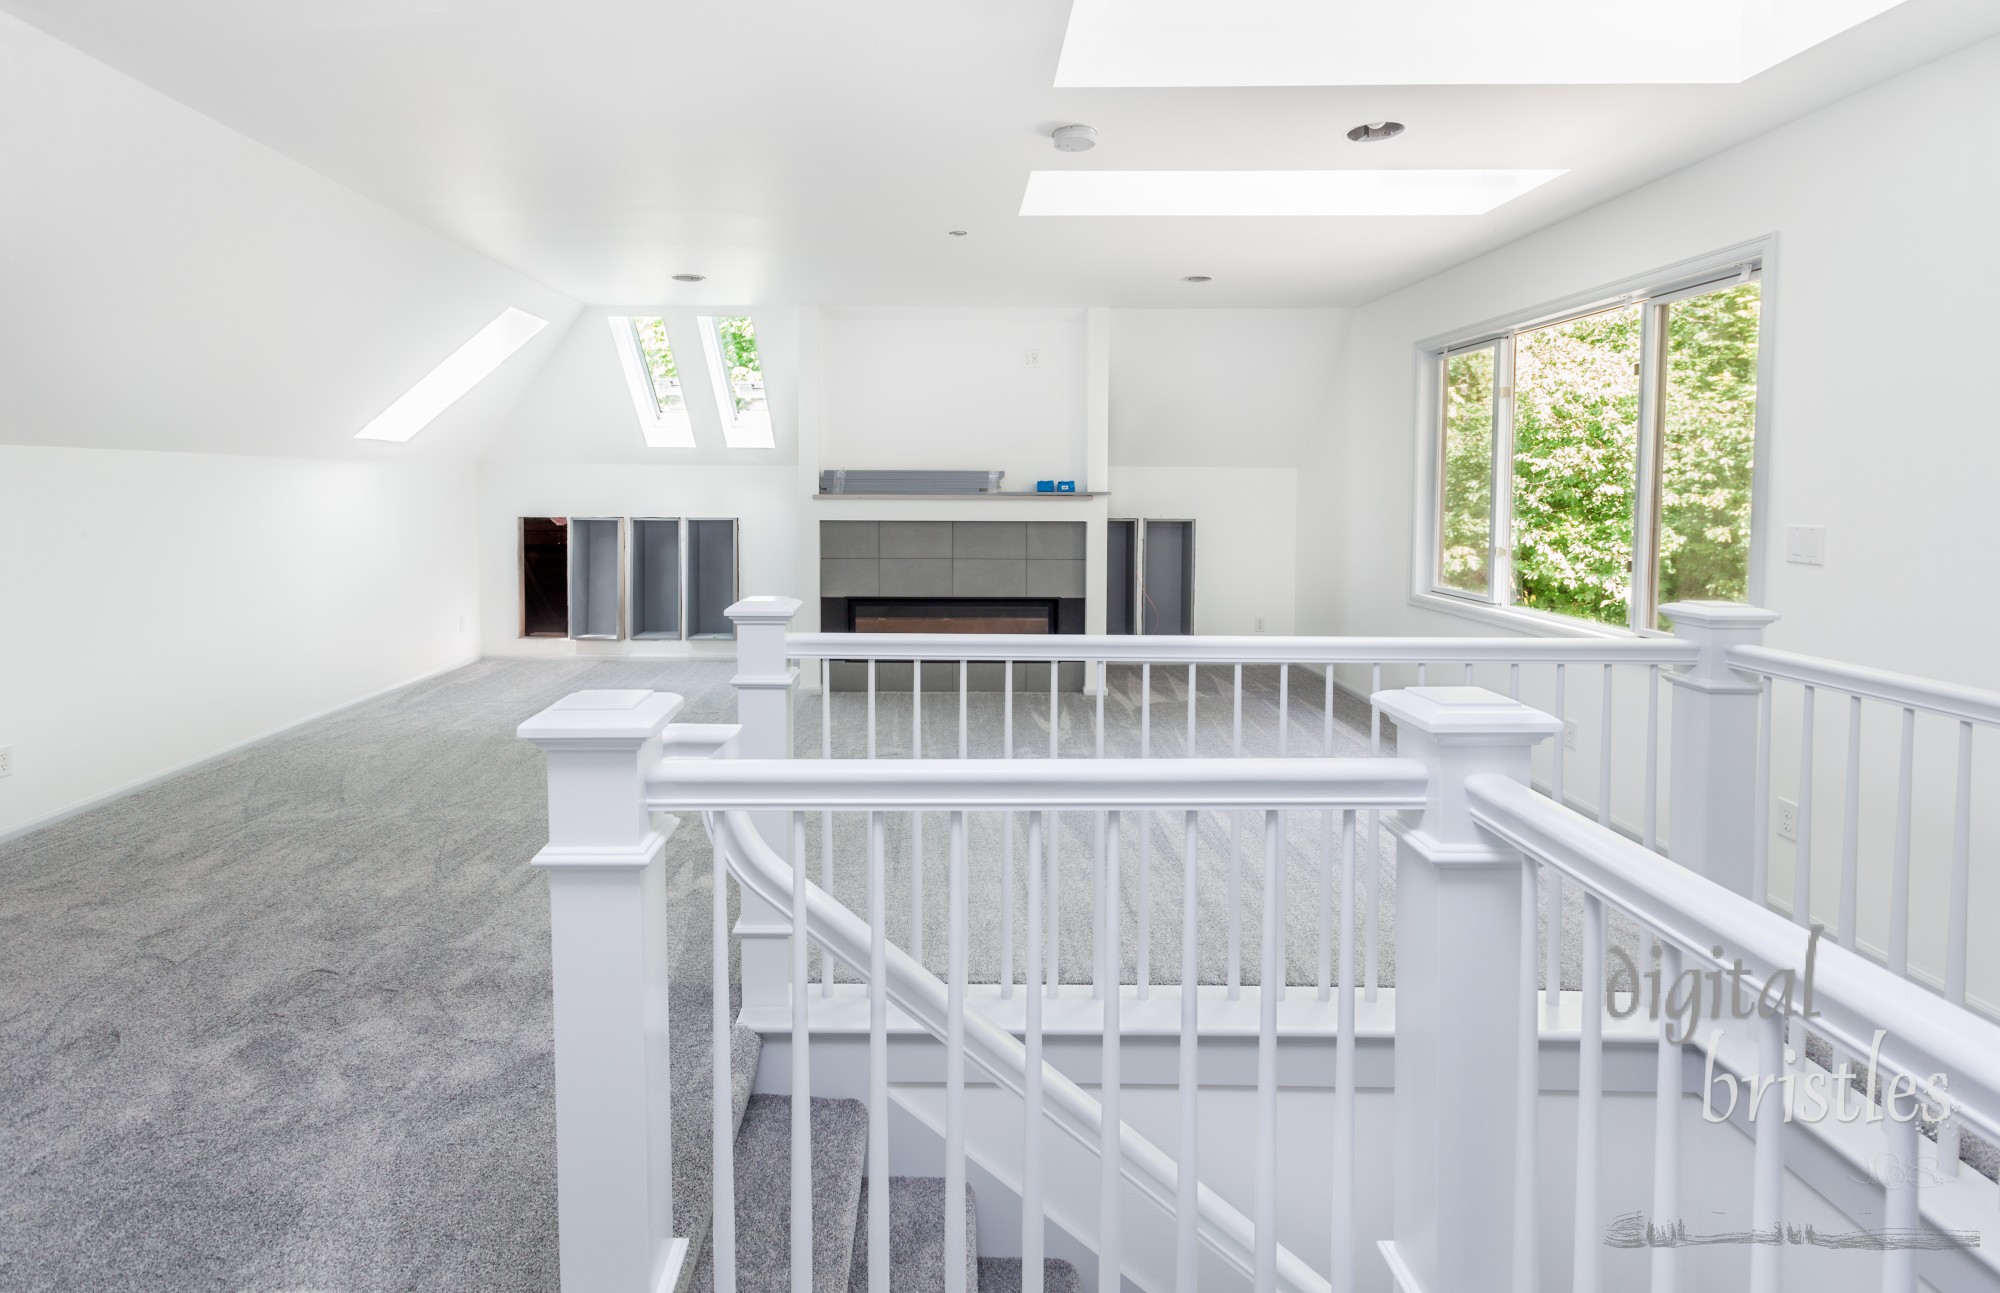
[1564,720,1577,750]
[458,615,467,633]
[1021,349,1040,368]
[1776,797,1798,840]
[1254,616,1266,633]
[0,746,12,778]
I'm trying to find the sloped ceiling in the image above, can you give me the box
[0,12,580,461]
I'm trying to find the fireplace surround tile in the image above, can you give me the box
[880,520,952,558]
[880,558,953,597]
[820,520,879,558]
[1026,522,1086,560]
[953,558,1028,597]
[952,521,1028,559]
[1025,559,1085,598]
[820,558,880,597]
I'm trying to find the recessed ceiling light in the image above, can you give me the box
[1051,124,1098,153]
[672,273,706,282]
[947,230,969,236]
[1054,0,1906,85]
[1182,275,1212,283]
[1020,169,1565,217]
[1347,121,1405,142]
[356,307,547,442]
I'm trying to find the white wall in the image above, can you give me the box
[0,447,478,837]
[1310,35,2000,1004]
[476,463,802,657]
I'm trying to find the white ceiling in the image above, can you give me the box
[5,0,1999,308]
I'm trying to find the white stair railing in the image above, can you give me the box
[661,754,1428,1293]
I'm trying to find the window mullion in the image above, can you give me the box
[1491,338,1516,606]
[1631,303,1666,630]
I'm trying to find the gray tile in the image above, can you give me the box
[952,521,1027,558]
[953,558,1027,597]
[881,521,953,558]
[880,558,953,597]
[820,559,880,597]
[1025,522,1086,560]
[819,521,878,558]
[1025,559,1085,597]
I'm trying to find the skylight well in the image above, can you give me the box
[1019,169,1565,217]
[1053,0,1907,86]
[355,307,546,442]
[609,315,695,448]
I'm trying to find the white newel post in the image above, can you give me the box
[1374,686,1559,1293]
[518,689,689,1293]
[1661,601,1779,897]
[728,596,803,1014]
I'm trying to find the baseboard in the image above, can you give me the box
[0,653,481,846]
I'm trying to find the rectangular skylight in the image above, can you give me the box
[609,315,695,448]
[698,315,774,450]
[356,307,546,441]
[1054,0,1907,86]
[1019,170,1565,217]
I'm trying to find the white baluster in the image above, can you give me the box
[1840,694,1862,948]
[1139,662,1152,998]
[1367,662,1383,1004]
[1553,662,1567,802]
[789,812,812,1293]
[1279,663,1290,755]
[1024,812,1047,1293]
[1941,719,1973,1178]
[1643,664,1660,852]
[868,813,889,1293]
[713,834,738,1293]
[1176,809,1200,1293]
[1648,942,1680,1293]
[1094,661,1106,1002]
[822,660,835,997]
[1572,893,1604,1293]
[1229,663,1245,999]
[1752,675,1771,904]
[1099,812,1122,1293]
[1254,808,1280,1293]
[1598,664,1613,828]
[1882,1087,1919,1293]
[1513,861,1539,1293]
[912,663,924,962]
[946,810,968,1293]
[1187,662,1198,757]
[1888,707,1914,978]
[1049,661,1060,1000]
[867,659,877,758]
[1795,685,1815,927]
[1331,810,1357,1293]
[1318,805,1333,1003]
[1544,864,1564,1031]
[1748,1009,1784,1293]
[1002,661,1015,1001]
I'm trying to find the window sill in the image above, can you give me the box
[1406,590,1650,641]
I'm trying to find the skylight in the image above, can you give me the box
[1018,170,1565,217]
[698,315,774,450]
[355,307,546,442]
[1053,0,1907,86]
[608,315,695,448]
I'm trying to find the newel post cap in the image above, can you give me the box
[1658,600,1779,631]
[1373,686,1561,744]
[1662,601,1779,693]
[517,690,685,750]
[726,596,803,625]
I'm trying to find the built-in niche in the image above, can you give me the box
[1108,518,1195,635]
[520,517,570,637]
[567,517,623,639]
[685,518,740,640]
[628,518,683,640]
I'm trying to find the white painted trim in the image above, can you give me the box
[787,629,1693,665]
[1728,645,2000,725]
[0,652,481,846]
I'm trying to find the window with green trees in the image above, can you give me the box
[699,314,773,448]
[1429,266,1761,632]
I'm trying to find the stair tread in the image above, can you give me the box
[684,1093,870,1293]
[975,1257,1083,1293]
[846,1175,979,1293]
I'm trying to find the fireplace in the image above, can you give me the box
[820,594,1084,690]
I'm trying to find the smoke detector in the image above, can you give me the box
[671,273,706,282]
[1051,124,1098,153]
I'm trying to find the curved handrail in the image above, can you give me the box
[705,806,1333,1293]
[1467,773,2000,1148]
[1726,644,2000,726]
[788,630,1697,667]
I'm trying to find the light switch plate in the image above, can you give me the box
[1786,525,1825,565]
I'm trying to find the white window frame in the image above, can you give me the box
[608,315,696,448]
[697,314,774,450]
[1410,236,1776,638]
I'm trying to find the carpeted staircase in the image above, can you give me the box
[672,1015,1079,1293]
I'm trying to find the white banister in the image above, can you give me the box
[728,596,804,1016]
[1371,686,1561,1293]
[786,632,1698,666]
[1661,601,1780,898]
[517,689,692,1293]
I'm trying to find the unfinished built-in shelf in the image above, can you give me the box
[814,491,1107,500]
[567,517,622,640]
[628,518,683,640]
[685,518,740,640]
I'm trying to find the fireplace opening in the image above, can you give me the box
[847,598,1056,635]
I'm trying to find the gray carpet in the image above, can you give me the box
[846,1176,978,1293]
[0,657,1612,1292]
